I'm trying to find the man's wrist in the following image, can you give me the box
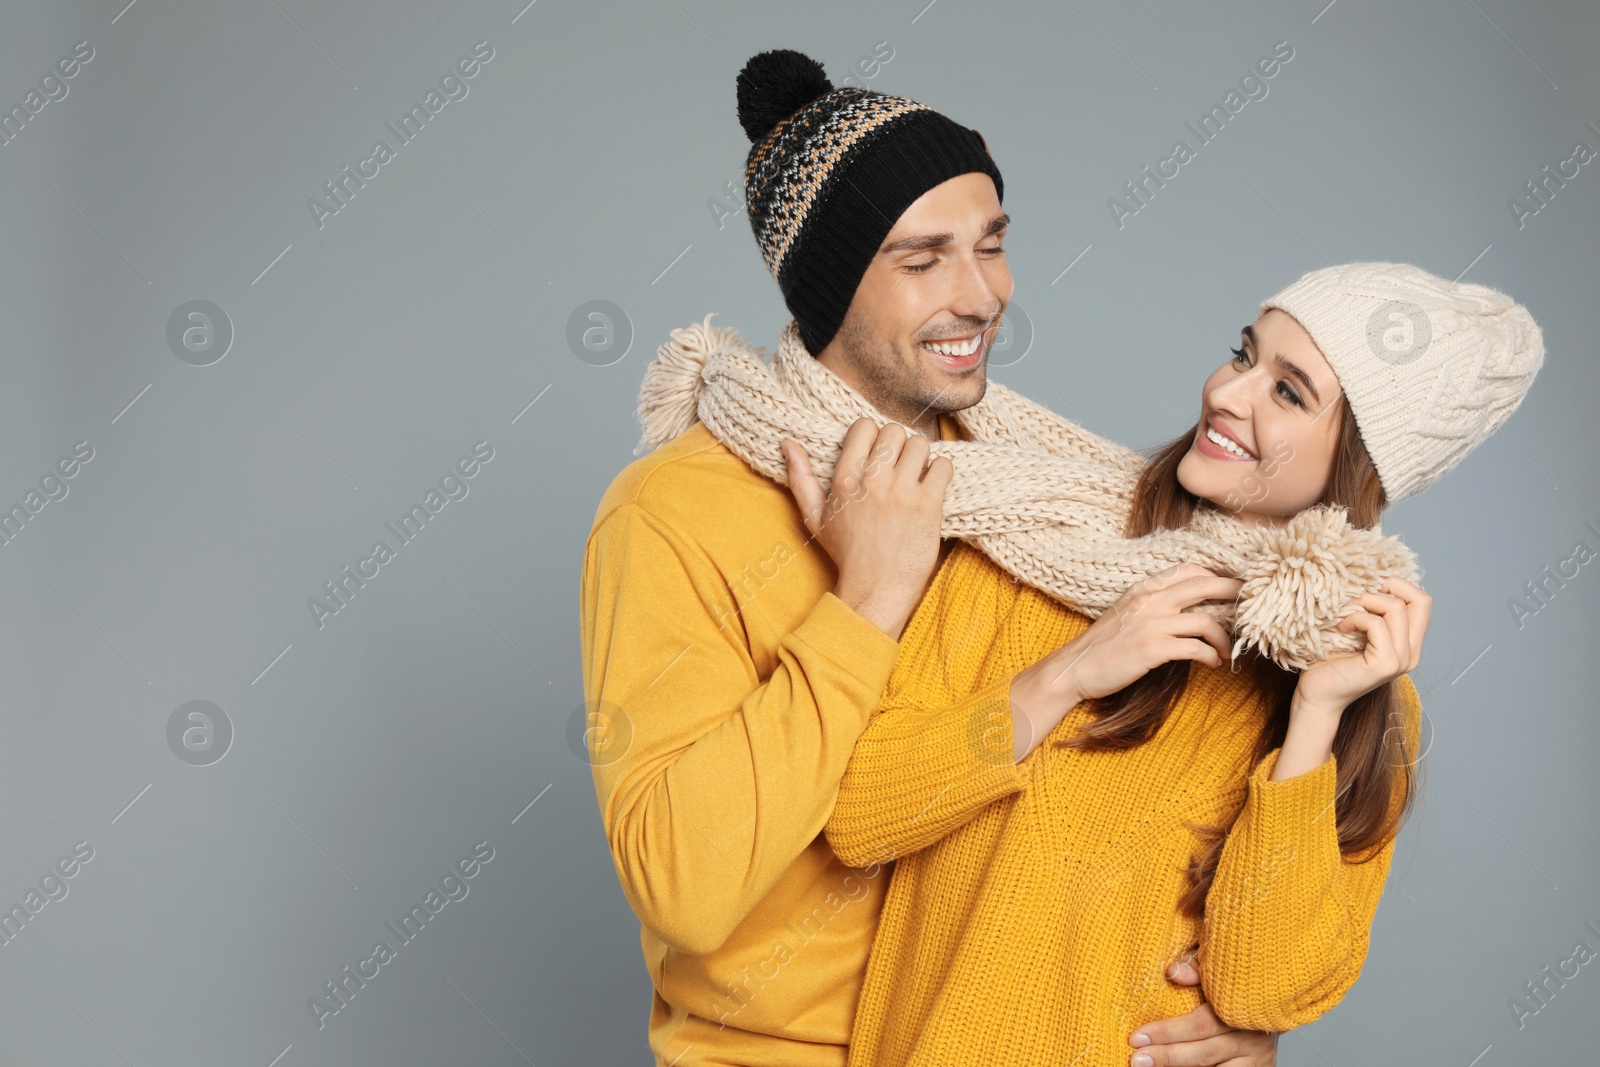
[832,583,907,641]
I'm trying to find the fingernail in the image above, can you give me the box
[1129,1031,1150,1048]
[1132,1054,1154,1067]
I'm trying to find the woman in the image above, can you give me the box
[813,264,1543,1066]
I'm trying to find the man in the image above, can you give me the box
[579,48,1278,1067]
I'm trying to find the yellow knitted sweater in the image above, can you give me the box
[826,540,1421,1067]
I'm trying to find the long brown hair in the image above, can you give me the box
[1058,405,1422,918]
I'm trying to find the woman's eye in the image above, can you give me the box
[1230,345,1249,366]
[1276,380,1305,407]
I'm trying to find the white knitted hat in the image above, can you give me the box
[1259,262,1543,504]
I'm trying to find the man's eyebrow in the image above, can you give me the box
[879,212,1010,254]
[1242,325,1324,405]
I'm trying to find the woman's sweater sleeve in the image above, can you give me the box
[824,675,1029,867]
[1197,675,1423,1032]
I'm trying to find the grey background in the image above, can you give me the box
[0,1,1594,1064]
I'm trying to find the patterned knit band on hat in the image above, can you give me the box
[736,48,1003,355]
[1259,261,1544,504]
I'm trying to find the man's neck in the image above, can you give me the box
[902,410,942,440]
[815,341,958,438]
[815,352,941,438]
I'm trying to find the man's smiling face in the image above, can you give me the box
[815,172,1013,436]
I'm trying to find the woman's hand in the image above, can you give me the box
[1273,576,1430,781]
[1036,563,1242,701]
[1293,576,1432,717]
[1007,564,1241,759]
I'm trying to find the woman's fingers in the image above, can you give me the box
[1163,612,1232,662]
[1150,563,1208,581]
[1166,946,1201,986]
[1338,609,1399,674]
[1382,577,1433,671]
[1117,565,1223,620]
[1164,574,1245,608]
[1162,636,1223,669]
[1352,593,1410,672]
[1097,565,1243,678]
[1127,574,1241,623]
[1135,563,1221,598]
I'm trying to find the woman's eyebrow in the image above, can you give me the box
[1243,326,1324,404]
[1274,355,1323,404]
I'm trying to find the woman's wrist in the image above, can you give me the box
[1013,653,1085,717]
[1273,689,1344,781]
[1288,685,1349,722]
[1008,657,1082,761]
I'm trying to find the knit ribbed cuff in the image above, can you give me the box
[1251,747,1339,810]
[825,675,1028,868]
[1235,747,1343,879]
[854,674,1029,803]
[1203,747,1344,965]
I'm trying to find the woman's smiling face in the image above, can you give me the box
[1176,308,1347,525]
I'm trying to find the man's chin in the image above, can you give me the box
[921,364,988,416]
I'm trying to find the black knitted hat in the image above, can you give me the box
[736,49,1004,355]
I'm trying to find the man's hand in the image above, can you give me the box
[1126,949,1277,1066]
[782,418,952,641]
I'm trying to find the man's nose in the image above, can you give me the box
[946,254,1004,324]
[952,284,1003,329]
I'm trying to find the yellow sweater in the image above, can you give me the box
[826,539,1421,1067]
[580,417,964,1067]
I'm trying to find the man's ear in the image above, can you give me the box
[972,128,989,154]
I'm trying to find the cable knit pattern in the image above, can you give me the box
[1259,261,1543,503]
[825,541,1423,1065]
[634,314,1419,670]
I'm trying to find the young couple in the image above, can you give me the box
[579,49,1543,1067]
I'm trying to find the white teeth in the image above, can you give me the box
[922,335,980,357]
[1206,426,1254,459]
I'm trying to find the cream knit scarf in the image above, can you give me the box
[635,314,1419,671]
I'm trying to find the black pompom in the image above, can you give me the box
[736,49,833,142]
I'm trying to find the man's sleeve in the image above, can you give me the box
[579,501,901,956]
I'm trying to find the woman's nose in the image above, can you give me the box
[1208,369,1256,417]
